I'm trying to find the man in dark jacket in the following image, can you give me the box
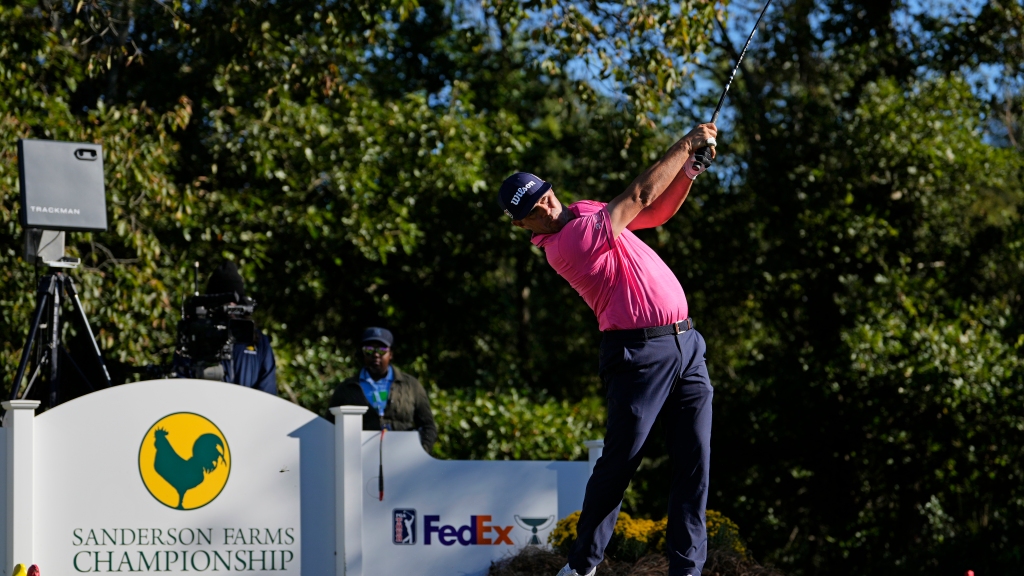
[329,327,437,453]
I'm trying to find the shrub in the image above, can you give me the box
[550,511,656,562]
[276,349,606,463]
[611,512,658,562]
[430,387,605,461]
[706,510,746,557]
[548,511,581,554]
[549,509,747,561]
[273,336,357,416]
[648,517,668,553]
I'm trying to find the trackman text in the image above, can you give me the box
[31,205,82,215]
[424,515,514,546]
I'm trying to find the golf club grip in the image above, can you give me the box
[693,146,715,171]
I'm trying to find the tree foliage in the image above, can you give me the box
[1,0,1022,574]
[0,0,721,396]
[662,1,1024,574]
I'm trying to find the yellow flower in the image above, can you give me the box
[550,509,746,558]
[650,518,669,552]
[548,510,581,554]
[706,510,747,557]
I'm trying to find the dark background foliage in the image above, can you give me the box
[1,0,1022,574]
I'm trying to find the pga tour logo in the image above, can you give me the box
[510,180,536,206]
[393,509,416,545]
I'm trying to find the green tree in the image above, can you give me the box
[4,1,1024,574]
[0,0,723,401]
[0,1,198,396]
[648,1,1024,574]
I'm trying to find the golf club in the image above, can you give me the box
[692,0,774,172]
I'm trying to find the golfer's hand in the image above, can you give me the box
[683,123,718,158]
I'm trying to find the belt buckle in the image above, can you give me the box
[673,320,683,334]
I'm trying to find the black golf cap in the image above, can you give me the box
[361,327,394,347]
[498,172,552,220]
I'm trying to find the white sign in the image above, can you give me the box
[361,432,588,576]
[32,380,335,575]
[0,379,593,576]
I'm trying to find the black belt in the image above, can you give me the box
[605,318,694,341]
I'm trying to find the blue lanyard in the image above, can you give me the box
[359,367,393,418]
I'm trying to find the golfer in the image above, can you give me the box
[498,123,718,576]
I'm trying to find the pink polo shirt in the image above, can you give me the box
[531,200,688,331]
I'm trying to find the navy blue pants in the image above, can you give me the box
[568,328,712,576]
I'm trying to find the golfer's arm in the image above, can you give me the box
[626,169,695,231]
[607,139,694,239]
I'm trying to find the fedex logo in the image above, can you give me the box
[424,515,514,546]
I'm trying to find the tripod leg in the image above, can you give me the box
[48,274,61,409]
[63,275,113,388]
[10,275,56,400]
[20,361,44,402]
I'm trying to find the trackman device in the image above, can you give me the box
[11,138,113,410]
[18,138,108,232]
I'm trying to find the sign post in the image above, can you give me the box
[331,406,367,576]
[3,400,40,575]
[585,440,604,476]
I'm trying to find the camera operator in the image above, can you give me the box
[171,261,277,394]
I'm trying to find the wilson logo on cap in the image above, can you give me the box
[510,181,535,206]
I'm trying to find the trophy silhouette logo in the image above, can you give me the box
[514,515,555,546]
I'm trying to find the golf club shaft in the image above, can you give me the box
[693,0,773,170]
[709,0,773,124]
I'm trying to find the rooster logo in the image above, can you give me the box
[138,413,231,510]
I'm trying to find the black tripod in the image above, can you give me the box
[9,270,112,410]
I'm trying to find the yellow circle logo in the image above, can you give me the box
[138,413,231,510]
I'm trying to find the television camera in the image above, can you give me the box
[174,263,258,381]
